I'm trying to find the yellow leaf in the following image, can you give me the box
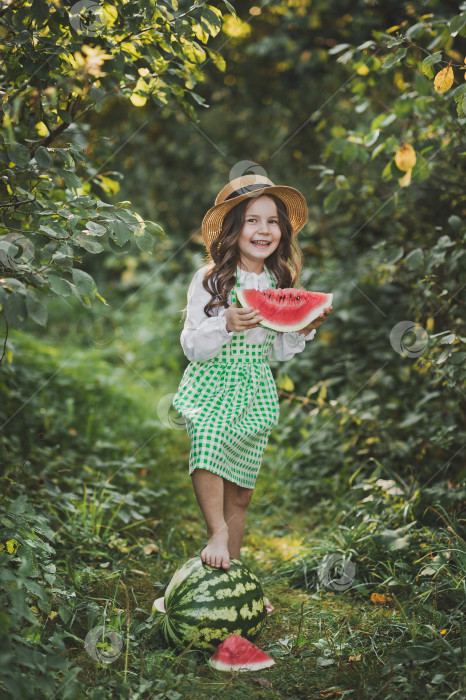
[130,93,147,107]
[386,25,401,33]
[356,63,370,75]
[222,14,251,38]
[394,70,407,91]
[317,384,327,402]
[35,121,49,137]
[395,142,417,171]
[6,539,19,554]
[398,168,412,187]
[371,593,393,605]
[426,317,434,332]
[48,611,59,620]
[143,543,159,556]
[277,374,294,392]
[434,66,454,93]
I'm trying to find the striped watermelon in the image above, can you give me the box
[151,557,267,652]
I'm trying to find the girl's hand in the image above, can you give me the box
[297,305,333,336]
[225,302,263,332]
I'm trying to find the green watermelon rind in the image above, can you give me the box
[236,286,333,333]
[156,557,267,652]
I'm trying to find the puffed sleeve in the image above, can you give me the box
[179,267,235,362]
[268,327,316,362]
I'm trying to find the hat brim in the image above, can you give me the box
[201,185,308,251]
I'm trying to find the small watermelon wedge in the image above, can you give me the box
[236,286,333,333]
[208,633,275,672]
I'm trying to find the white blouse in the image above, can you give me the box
[179,264,317,363]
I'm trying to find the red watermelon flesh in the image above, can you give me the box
[236,286,333,333]
[208,633,275,672]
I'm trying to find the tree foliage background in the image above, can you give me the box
[0,0,465,698]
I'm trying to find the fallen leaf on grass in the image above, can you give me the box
[371,593,393,605]
[252,676,272,687]
[143,543,159,556]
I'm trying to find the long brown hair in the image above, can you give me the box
[199,194,303,317]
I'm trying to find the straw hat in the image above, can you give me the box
[201,174,308,252]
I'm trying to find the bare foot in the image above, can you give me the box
[201,530,231,569]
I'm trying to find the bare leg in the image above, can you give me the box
[223,479,254,560]
[223,479,274,614]
[191,468,230,569]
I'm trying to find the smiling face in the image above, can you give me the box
[237,195,282,271]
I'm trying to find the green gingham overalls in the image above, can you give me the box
[172,265,280,489]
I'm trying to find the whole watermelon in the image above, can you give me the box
[152,557,267,652]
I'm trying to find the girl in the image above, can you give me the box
[172,175,332,612]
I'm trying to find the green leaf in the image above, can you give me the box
[25,288,47,326]
[55,148,75,168]
[449,14,466,37]
[133,227,154,252]
[327,43,351,55]
[58,605,72,625]
[73,234,105,253]
[56,108,72,123]
[323,189,343,214]
[389,644,441,666]
[39,225,68,240]
[373,523,415,551]
[116,209,140,225]
[34,146,53,169]
[190,91,208,107]
[451,351,466,364]
[46,274,73,297]
[222,0,236,14]
[14,30,32,45]
[61,170,82,192]
[83,221,107,237]
[382,47,407,70]
[421,52,442,78]
[387,247,404,265]
[7,143,30,167]
[72,269,97,299]
[405,248,424,270]
[2,277,27,295]
[110,220,132,246]
[206,47,226,71]
[145,220,165,236]
[405,22,425,39]
[448,215,461,230]
[199,6,222,38]
[2,292,27,330]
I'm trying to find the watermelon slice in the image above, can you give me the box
[236,286,333,333]
[208,633,275,672]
